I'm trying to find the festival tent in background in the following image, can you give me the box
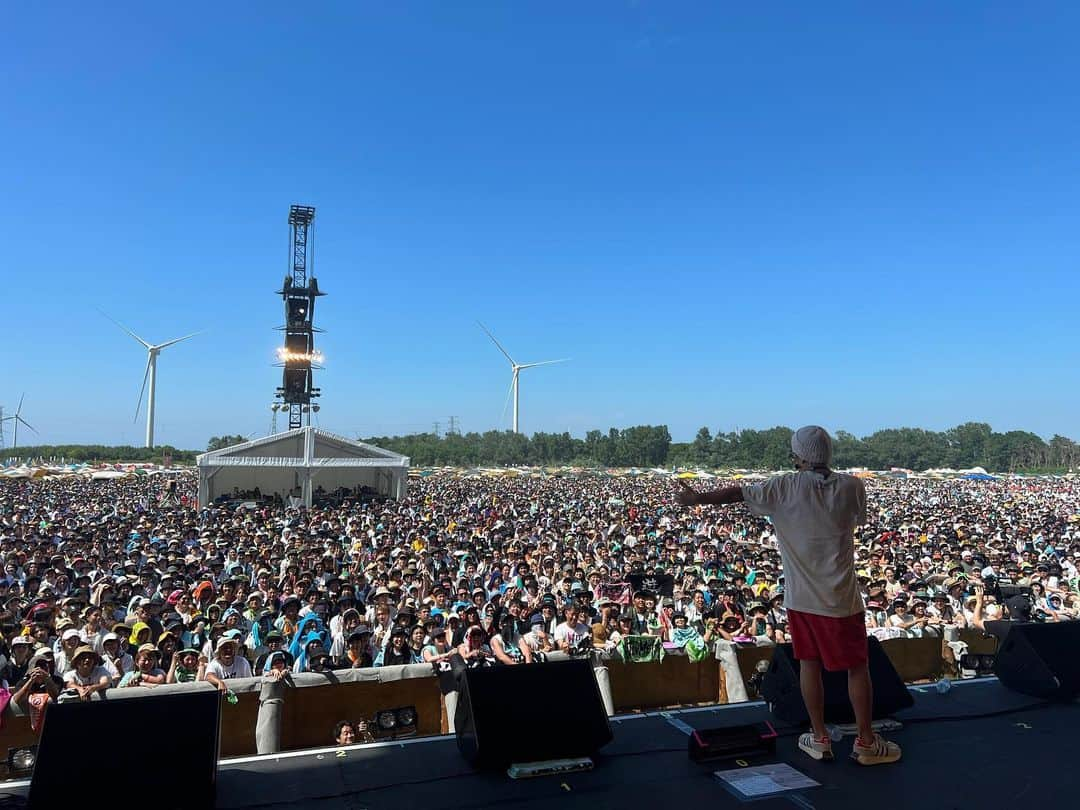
[196,427,409,507]
[90,469,130,480]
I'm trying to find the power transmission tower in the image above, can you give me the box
[433,421,441,438]
[0,407,5,450]
[447,416,458,436]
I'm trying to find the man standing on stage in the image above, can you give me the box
[677,425,901,765]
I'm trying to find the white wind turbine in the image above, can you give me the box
[478,322,568,434]
[106,315,201,448]
[2,394,37,449]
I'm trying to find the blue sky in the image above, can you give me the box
[3,2,1079,450]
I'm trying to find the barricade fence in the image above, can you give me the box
[0,631,996,769]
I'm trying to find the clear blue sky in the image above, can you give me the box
[3,2,1079,450]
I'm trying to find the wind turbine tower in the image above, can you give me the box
[1,395,37,450]
[106,316,201,448]
[478,323,568,434]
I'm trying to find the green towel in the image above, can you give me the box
[618,634,663,663]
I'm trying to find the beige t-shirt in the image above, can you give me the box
[741,471,866,618]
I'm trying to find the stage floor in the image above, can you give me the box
[3,679,1074,808]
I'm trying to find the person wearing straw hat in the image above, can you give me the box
[63,645,111,700]
[118,644,167,687]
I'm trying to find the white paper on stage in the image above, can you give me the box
[713,762,819,799]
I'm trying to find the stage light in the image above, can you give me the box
[312,405,321,413]
[375,710,397,731]
[275,348,326,364]
[748,659,771,698]
[371,706,417,740]
[960,653,996,677]
[6,745,37,773]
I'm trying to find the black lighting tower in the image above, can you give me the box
[274,204,325,430]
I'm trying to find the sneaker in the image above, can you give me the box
[798,732,834,761]
[851,733,902,765]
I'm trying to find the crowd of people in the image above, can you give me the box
[1,470,1078,726]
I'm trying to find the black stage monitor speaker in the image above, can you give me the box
[760,636,913,725]
[29,688,221,808]
[455,658,613,768]
[992,621,1080,700]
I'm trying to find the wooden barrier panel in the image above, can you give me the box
[879,636,944,683]
[958,628,1000,655]
[607,655,720,711]
[0,713,36,756]
[278,676,444,752]
[735,646,776,693]
[219,690,261,758]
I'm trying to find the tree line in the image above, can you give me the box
[3,422,1077,472]
[363,426,674,467]
[671,422,1080,473]
[369,421,1078,472]
[1,445,197,465]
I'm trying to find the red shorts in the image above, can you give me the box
[787,609,868,672]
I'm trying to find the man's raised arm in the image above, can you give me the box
[676,480,744,507]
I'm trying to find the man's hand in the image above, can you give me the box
[676,480,700,507]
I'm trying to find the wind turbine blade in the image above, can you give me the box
[499,374,515,427]
[100,310,152,349]
[155,330,203,350]
[16,392,25,416]
[134,353,151,423]
[477,321,515,365]
[518,358,570,369]
[17,417,37,434]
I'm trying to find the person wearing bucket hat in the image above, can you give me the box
[118,643,167,687]
[674,425,900,767]
[261,649,292,677]
[63,645,111,699]
[10,649,63,714]
[3,635,35,685]
[205,635,252,690]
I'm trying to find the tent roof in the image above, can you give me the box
[196,427,409,469]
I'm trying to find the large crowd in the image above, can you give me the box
[2,470,1078,728]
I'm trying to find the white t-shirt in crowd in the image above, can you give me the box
[742,471,866,618]
[206,656,253,681]
[64,665,112,687]
[553,621,591,649]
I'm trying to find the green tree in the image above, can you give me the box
[207,435,250,451]
[692,427,712,464]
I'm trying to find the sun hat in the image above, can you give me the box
[71,645,101,665]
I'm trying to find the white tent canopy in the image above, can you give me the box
[196,427,409,507]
